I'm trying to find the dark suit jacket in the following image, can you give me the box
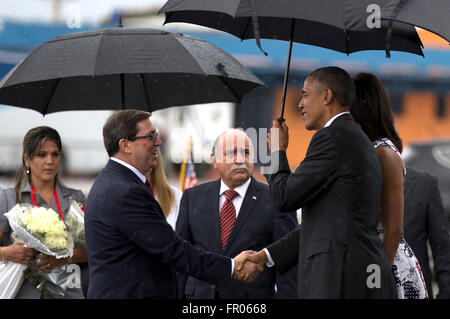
[265,114,397,299]
[176,177,298,299]
[404,166,450,299]
[85,160,231,299]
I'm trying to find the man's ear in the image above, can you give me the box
[323,88,333,105]
[118,138,131,154]
[210,152,217,168]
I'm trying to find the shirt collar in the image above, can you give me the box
[219,178,251,198]
[324,111,350,128]
[111,157,146,184]
[20,179,65,195]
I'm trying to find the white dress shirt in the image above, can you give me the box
[111,157,147,184]
[219,178,251,218]
[324,111,350,128]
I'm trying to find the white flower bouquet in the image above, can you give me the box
[64,200,85,247]
[1,204,77,298]
[5,204,74,258]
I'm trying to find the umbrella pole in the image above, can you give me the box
[278,20,295,123]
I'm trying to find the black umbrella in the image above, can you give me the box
[159,0,424,121]
[0,27,264,115]
[382,0,450,57]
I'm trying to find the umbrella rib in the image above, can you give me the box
[140,73,152,112]
[42,78,61,115]
[338,1,350,55]
[217,76,240,103]
[385,0,407,58]
[249,0,268,56]
[240,17,252,40]
[92,29,107,75]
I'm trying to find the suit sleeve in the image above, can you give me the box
[116,186,231,285]
[266,129,340,212]
[176,191,193,242]
[267,227,301,274]
[174,191,193,298]
[426,176,450,299]
[272,209,299,297]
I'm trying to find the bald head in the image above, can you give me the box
[211,129,254,189]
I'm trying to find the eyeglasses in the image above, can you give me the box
[125,129,159,143]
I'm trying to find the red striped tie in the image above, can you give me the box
[220,189,239,250]
[145,180,154,197]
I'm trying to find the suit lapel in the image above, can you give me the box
[223,178,260,254]
[108,159,165,218]
[208,180,223,253]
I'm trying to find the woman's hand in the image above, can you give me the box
[35,254,68,273]
[2,243,36,264]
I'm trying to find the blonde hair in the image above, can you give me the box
[148,150,175,218]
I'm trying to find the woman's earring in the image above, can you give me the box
[26,167,30,174]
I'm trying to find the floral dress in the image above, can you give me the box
[374,138,428,299]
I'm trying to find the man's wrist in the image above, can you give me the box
[262,248,274,267]
[231,258,235,277]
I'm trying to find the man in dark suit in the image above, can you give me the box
[84,110,262,299]
[176,129,298,299]
[238,66,397,298]
[403,166,450,299]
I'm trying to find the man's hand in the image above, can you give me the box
[232,250,268,283]
[267,119,289,153]
[35,253,67,273]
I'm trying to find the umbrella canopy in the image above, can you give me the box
[160,0,424,56]
[381,0,450,45]
[0,27,264,115]
[159,0,424,120]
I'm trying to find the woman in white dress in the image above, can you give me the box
[146,150,182,230]
[351,72,428,299]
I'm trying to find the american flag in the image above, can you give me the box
[180,138,198,192]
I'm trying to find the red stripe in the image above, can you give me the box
[219,190,238,249]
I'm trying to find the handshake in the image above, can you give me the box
[232,249,269,283]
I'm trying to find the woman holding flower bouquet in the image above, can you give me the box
[0,126,88,299]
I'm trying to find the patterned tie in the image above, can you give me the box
[220,189,239,250]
